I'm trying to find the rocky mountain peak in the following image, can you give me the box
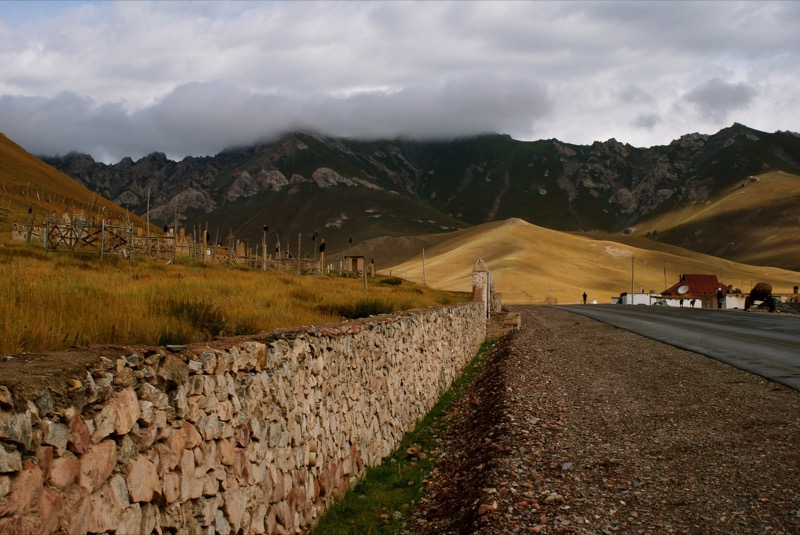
[41,123,800,252]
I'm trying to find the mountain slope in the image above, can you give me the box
[633,171,800,271]
[386,218,800,305]
[0,133,147,231]
[42,124,800,268]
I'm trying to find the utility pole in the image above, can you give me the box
[631,256,635,305]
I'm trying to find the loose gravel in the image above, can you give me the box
[406,306,800,534]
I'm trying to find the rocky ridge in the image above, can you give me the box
[42,124,800,247]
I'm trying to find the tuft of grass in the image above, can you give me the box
[312,339,496,534]
[157,296,227,336]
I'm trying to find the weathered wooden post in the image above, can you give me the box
[318,239,325,275]
[262,225,268,272]
[25,206,35,244]
[472,258,490,320]
[312,232,317,269]
[297,233,302,275]
[227,229,234,267]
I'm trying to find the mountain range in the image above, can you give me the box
[37,123,800,271]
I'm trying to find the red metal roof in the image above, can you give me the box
[662,274,727,298]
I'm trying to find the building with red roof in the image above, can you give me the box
[659,274,742,309]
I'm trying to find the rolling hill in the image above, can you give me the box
[632,171,800,271]
[385,218,800,305]
[0,133,150,235]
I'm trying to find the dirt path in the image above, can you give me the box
[406,306,800,534]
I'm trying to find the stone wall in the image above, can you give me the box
[0,302,485,534]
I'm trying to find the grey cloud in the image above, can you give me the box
[1,1,799,159]
[0,93,132,162]
[683,78,757,123]
[0,75,552,163]
[632,114,659,130]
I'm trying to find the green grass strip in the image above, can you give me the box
[311,339,497,534]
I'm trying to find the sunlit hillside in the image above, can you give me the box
[386,218,800,305]
[633,171,800,271]
[0,133,150,236]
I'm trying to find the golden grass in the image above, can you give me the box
[0,132,151,230]
[386,218,800,305]
[638,172,800,232]
[0,243,467,355]
[633,171,800,269]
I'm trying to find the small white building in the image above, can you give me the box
[618,292,660,305]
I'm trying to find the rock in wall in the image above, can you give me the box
[0,302,485,534]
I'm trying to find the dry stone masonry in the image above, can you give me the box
[0,303,486,534]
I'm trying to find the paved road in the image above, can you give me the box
[554,305,800,391]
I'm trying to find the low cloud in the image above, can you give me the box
[0,75,552,163]
[684,78,757,123]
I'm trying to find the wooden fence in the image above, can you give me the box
[41,219,320,272]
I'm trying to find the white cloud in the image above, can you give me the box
[0,0,799,161]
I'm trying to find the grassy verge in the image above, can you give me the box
[311,339,497,534]
[0,242,468,354]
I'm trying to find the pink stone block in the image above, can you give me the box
[49,456,80,489]
[79,440,116,492]
[127,455,161,502]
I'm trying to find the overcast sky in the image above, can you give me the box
[1,1,798,163]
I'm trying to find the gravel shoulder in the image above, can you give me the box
[406,306,800,534]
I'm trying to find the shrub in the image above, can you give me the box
[378,276,403,286]
[159,297,227,336]
[318,298,394,319]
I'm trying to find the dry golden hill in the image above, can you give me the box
[633,171,800,271]
[0,133,150,236]
[385,218,800,305]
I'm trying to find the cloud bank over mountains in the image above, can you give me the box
[0,1,798,162]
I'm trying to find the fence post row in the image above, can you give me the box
[18,218,333,274]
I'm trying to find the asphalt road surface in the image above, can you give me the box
[555,305,800,391]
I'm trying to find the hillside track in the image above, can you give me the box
[405,307,800,534]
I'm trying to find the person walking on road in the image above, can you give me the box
[582,292,588,305]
